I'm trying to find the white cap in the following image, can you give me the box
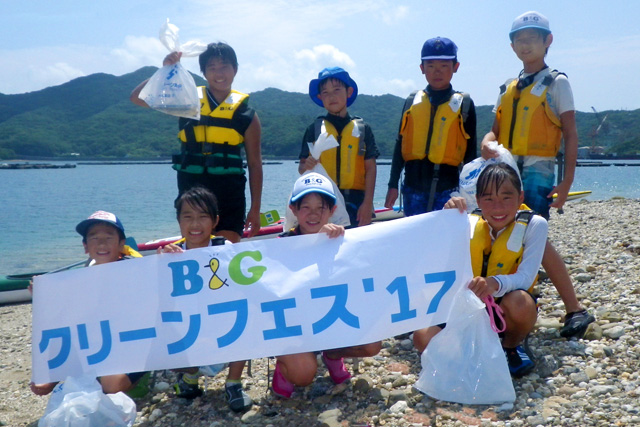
[290,173,336,204]
[509,11,551,40]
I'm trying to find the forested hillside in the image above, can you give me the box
[0,68,638,160]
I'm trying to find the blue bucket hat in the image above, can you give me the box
[421,37,458,61]
[308,67,358,107]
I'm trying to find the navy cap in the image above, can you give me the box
[76,210,126,239]
[308,67,358,107]
[421,37,458,61]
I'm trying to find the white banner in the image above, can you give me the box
[32,210,472,383]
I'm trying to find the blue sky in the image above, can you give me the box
[1,0,638,112]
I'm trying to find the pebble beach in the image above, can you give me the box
[2,198,640,427]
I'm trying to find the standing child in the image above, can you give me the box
[385,37,477,215]
[298,67,379,227]
[157,186,252,412]
[30,211,146,396]
[414,163,545,377]
[480,11,594,338]
[272,173,382,398]
[131,42,263,243]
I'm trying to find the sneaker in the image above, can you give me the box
[174,373,202,399]
[225,382,252,412]
[560,309,595,339]
[271,363,294,399]
[321,352,352,384]
[504,345,535,378]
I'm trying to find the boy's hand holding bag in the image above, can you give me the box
[139,19,207,120]
[284,129,351,230]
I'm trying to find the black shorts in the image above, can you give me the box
[125,371,147,384]
[177,171,247,236]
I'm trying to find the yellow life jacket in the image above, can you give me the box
[469,204,537,292]
[315,118,366,191]
[496,72,563,157]
[122,245,142,258]
[174,87,249,175]
[399,90,470,166]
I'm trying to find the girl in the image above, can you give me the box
[158,186,252,412]
[272,173,382,398]
[414,163,547,377]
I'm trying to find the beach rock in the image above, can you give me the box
[603,325,626,339]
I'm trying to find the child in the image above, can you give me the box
[298,67,379,227]
[385,37,477,215]
[30,211,145,395]
[157,186,252,412]
[131,42,263,243]
[480,11,594,338]
[273,172,382,397]
[414,163,545,377]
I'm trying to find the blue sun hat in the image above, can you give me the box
[308,67,358,107]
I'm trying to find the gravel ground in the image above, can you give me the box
[2,198,640,426]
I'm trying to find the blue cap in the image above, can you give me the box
[509,11,551,41]
[308,67,358,107]
[421,37,458,61]
[76,210,126,239]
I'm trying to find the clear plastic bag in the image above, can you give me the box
[458,141,521,212]
[38,374,136,427]
[284,130,351,230]
[414,289,516,405]
[138,19,207,120]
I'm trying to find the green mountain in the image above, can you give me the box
[0,68,638,160]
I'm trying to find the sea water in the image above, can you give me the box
[1,160,639,274]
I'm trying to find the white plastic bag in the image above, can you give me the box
[458,141,521,212]
[414,288,516,405]
[39,374,136,427]
[284,131,351,230]
[139,19,207,120]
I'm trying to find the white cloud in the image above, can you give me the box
[235,44,357,95]
[294,45,356,69]
[378,5,409,25]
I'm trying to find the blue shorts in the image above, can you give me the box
[520,160,555,220]
[401,186,455,217]
[341,189,366,228]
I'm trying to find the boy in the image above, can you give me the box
[158,187,252,412]
[30,211,145,396]
[273,173,382,398]
[131,42,263,243]
[385,37,477,215]
[480,11,594,338]
[298,67,379,227]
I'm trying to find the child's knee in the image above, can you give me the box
[99,374,133,394]
[360,341,382,357]
[502,291,537,323]
[277,354,317,386]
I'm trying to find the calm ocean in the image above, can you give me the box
[1,160,639,274]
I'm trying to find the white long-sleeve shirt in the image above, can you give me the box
[474,214,548,298]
